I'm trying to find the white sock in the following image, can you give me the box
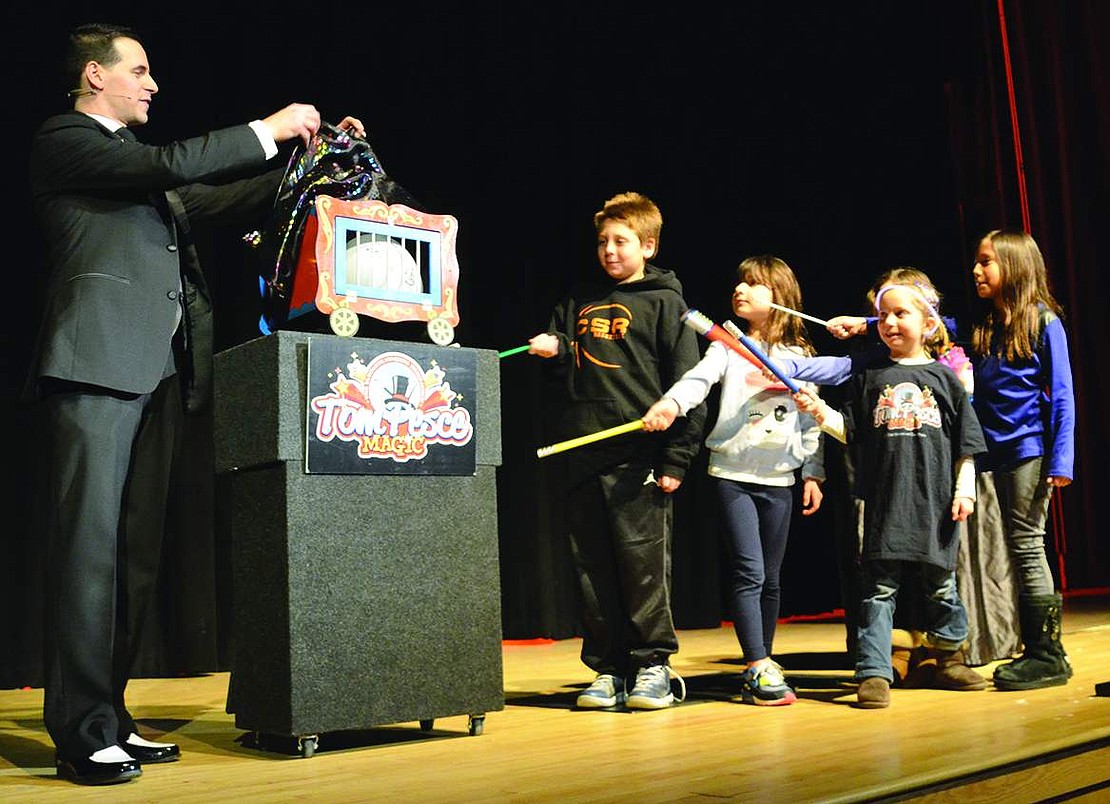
[126,733,174,748]
[90,745,135,763]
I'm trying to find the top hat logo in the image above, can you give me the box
[388,375,411,404]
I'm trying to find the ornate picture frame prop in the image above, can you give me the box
[309,198,461,345]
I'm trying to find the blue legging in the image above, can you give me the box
[715,478,793,662]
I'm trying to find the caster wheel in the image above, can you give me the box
[329,308,360,337]
[468,715,484,736]
[298,735,318,758]
[419,719,434,731]
[426,318,455,346]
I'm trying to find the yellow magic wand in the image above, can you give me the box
[535,420,645,459]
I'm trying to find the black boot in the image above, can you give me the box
[994,593,1070,691]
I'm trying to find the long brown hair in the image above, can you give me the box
[736,255,815,355]
[971,230,1063,361]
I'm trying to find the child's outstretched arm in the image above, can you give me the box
[769,354,855,386]
[642,397,681,432]
[644,340,726,432]
[951,455,977,521]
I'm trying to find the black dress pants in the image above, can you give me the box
[40,373,180,760]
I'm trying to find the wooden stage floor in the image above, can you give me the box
[2,595,1108,803]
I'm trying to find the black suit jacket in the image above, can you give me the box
[27,111,282,410]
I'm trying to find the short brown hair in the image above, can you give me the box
[64,23,139,92]
[593,192,662,253]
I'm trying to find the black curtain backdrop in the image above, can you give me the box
[3,1,1106,688]
[943,0,1110,590]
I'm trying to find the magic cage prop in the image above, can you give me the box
[247,123,461,345]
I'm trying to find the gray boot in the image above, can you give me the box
[993,593,1070,691]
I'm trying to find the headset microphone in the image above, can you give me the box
[66,89,135,101]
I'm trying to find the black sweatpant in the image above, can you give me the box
[565,457,677,678]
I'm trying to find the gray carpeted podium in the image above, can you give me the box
[214,331,504,756]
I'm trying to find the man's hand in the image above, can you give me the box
[262,103,322,146]
[642,398,680,432]
[335,116,366,139]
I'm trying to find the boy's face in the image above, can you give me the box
[597,220,655,284]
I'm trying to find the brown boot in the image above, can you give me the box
[854,677,890,709]
[892,630,936,688]
[892,630,910,688]
[901,645,939,689]
[932,647,988,691]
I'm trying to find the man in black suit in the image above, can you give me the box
[27,23,364,785]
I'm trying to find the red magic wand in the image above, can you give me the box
[680,308,801,393]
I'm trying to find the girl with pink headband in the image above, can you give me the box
[793,268,989,708]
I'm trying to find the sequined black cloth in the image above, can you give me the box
[249,122,420,332]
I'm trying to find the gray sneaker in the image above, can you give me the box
[740,659,797,706]
[626,664,686,710]
[576,674,626,708]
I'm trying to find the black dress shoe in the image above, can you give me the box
[56,754,142,785]
[122,739,180,764]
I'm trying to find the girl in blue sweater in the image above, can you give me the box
[969,230,1075,690]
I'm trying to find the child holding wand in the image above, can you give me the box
[772,269,1016,672]
[805,235,1077,689]
[642,256,824,705]
[794,271,988,708]
[528,192,706,710]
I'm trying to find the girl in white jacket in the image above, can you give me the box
[643,255,825,705]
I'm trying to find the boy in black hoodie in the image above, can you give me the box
[529,192,705,709]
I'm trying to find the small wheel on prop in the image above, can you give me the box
[426,317,455,346]
[329,307,360,337]
[468,715,485,736]
[298,735,318,758]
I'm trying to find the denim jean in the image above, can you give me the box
[856,559,969,681]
